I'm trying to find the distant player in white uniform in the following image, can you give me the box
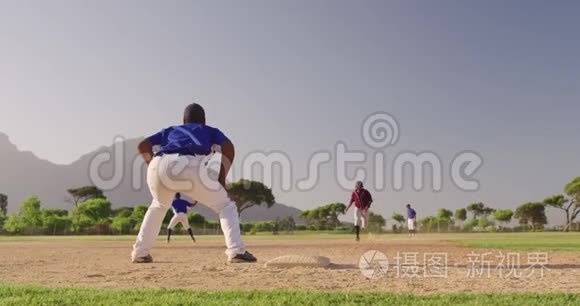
[344,181,373,241]
[406,204,417,237]
[132,103,257,264]
[167,193,197,243]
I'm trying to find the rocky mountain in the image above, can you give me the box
[0,132,303,222]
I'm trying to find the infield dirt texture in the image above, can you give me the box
[0,234,578,294]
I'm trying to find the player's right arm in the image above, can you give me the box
[138,139,154,165]
[344,192,355,213]
[138,130,164,165]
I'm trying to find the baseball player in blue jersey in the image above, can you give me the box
[166,193,197,243]
[131,103,257,264]
[406,204,417,237]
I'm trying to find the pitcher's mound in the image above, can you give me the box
[264,255,331,268]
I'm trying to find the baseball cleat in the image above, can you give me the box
[187,228,196,242]
[132,254,153,263]
[228,251,257,263]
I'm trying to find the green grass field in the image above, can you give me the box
[0,285,578,306]
[1,232,579,252]
[448,232,580,252]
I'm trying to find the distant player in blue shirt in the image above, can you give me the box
[406,204,417,237]
[132,103,256,264]
[167,193,197,243]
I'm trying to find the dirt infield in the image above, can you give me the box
[0,235,578,294]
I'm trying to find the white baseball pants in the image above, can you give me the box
[353,207,369,229]
[168,212,190,230]
[407,218,416,230]
[132,154,244,259]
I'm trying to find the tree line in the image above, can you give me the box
[0,180,276,235]
[390,177,580,232]
[0,176,577,235]
[296,176,579,233]
[298,203,386,232]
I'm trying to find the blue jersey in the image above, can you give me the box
[172,199,190,214]
[407,208,417,219]
[148,123,229,157]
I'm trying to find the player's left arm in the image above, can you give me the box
[211,127,235,189]
[365,190,373,210]
[218,140,235,188]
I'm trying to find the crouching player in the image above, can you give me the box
[131,103,257,264]
[167,193,197,243]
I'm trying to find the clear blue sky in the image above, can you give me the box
[1,1,579,220]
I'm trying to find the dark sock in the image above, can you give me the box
[355,226,360,238]
[187,228,196,242]
[167,229,172,242]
